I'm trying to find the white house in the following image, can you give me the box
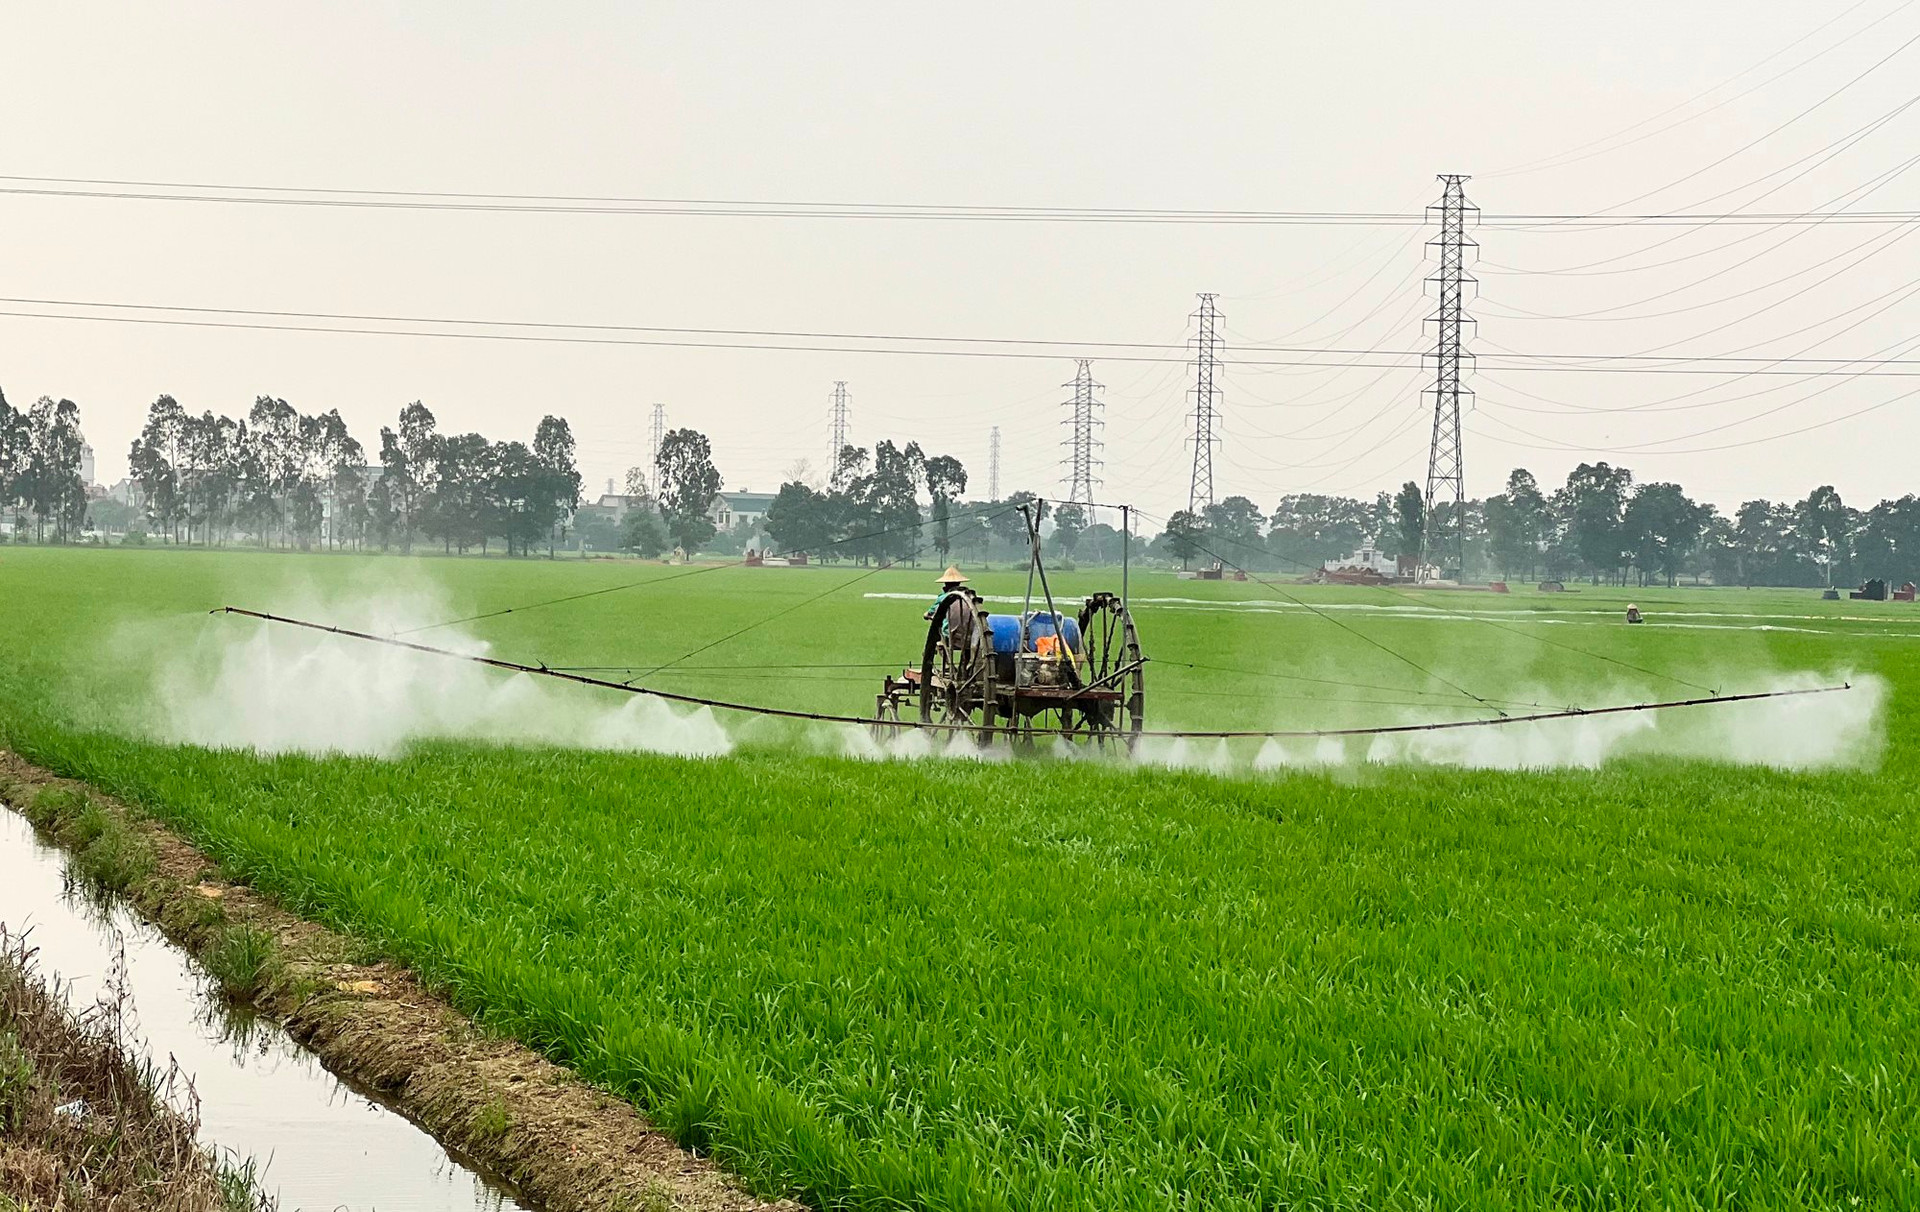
[708,489,777,532]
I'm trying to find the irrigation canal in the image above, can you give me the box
[0,807,531,1212]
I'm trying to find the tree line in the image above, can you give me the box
[13,386,1918,588]
[1149,464,1920,588]
[126,395,582,555]
[0,391,88,542]
[752,442,970,564]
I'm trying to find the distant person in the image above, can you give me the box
[1626,603,1643,624]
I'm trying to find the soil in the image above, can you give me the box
[0,749,803,1212]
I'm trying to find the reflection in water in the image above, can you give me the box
[0,809,529,1212]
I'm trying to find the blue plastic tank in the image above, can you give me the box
[986,614,1024,655]
[985,612,1084,654]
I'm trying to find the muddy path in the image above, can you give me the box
[0,750,801,1212]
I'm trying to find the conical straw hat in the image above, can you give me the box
[938,566,967,583]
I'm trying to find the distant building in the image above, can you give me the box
[79,440,96,490]
[1322,539,1396,579]
[707,489,776,532]
[579,492,648,525]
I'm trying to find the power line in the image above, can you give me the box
[7,295,1920,373]
[6,175,1920,226]
[1585,24,1920,216]
[1479,0,1903,178]
[1480,108,1920,279]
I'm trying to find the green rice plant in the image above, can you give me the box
[0,1029,32,1133]
[0,547,1914,1210]
[202,925,281,1001]
[471,1094,511,1142]
[73,823,155,892]
[25,785,88,833]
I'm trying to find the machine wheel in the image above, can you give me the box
[919,592,997,742]
[1076,592,1146,748]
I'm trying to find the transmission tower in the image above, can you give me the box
[1420,174,1478,578]
[1060,359,1104,506]
[1186,293,1223,514]
[988,426,1002,500]
[648,403,666,472]
[828,381,851,475]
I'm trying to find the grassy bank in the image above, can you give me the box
[0,929,268,1211]
[3,547,1917,1208]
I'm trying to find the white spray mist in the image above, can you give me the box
[151,590,730,760]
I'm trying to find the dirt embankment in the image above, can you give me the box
[0,750,802,1212]
[0,929,269,1211]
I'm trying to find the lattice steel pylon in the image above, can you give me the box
[988,426,1002,500]
[1420,174,1478,578]
[648,403,666,472]
[1060,359,1104,507]
[828,381,851,475]
[1186,293,1223,514]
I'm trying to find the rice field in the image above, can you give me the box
[2,546,1917,1209]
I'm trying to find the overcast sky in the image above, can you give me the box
[3,1,1916,525]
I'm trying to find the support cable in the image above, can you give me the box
[206,607,1851,741]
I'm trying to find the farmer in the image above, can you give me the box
[1626,603,1644,624]
[926,566,969,620]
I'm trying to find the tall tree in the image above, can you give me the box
[991,491,1048,553]
[423,432,492,554]
[1732,499,1809,587]
[308,409,364,551]
[922,453,968,564]
[24,397,87,542]
[0,391,24,533]
[378,401,438,553]
[1393,481,1425,560]
[846,439,924,564]
[249,397,305,546]
[1267,494,1370,572]
[1484,468,1549,578]
[765,481,834,555]
[1859,496,1920,585]
[0,391,23,529]
[489,439,543,556]
[532,415,583,556]
[1622,482,1705,587]
[1556,462,1633,584]
[128,396,187,542]
[1051,502,1088,560]
[1161,509,1206,568]
[655,427,722,555]
[1796,485,1853,589]
[620,505,671,557]
[1203,496,1265,558]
